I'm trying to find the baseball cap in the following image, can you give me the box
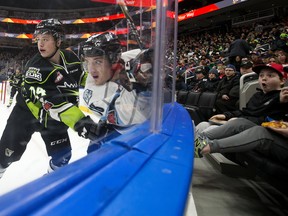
[252,63,288,79]
[225,64,236,71]
[208,68,218,76]
[240,60,253,68]
[195,66,206,74]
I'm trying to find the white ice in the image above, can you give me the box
[0,94,90,195]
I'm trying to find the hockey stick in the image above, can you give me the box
[118,0,144,50]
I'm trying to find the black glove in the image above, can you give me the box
[74,116,108,140]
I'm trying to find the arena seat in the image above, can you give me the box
[176,90,189,105]
[183,91,217,125]
[185,91,201,107]
[239,72,259,110]
[196,92,218,120]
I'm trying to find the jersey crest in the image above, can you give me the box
[55,71,64,83]
[26,67,42,81]
[83,89,92,104]
[107,109,119,124]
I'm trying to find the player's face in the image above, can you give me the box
[85,56,112,85]
[258,69,284,93]
[35,34,58,58]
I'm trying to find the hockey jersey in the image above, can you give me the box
[21,49,87,129]
[83,73,151,127]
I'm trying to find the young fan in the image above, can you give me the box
[195,63,288,158]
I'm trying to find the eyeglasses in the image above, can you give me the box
[225,69,235,71]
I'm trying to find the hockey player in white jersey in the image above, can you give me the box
[81,32,153,152]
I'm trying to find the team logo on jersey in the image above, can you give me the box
[83,89,92,104]
[5,148,14,157]
[43,101,54,111]
[107,109,118,124]
[89,103,104,115]
[55,71,64,83]
[26,67,42,81]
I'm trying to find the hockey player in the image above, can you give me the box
[81,32,152,152]
[7,68,23,108]
[0,19,102,179]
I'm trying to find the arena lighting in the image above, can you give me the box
[175,0,248,21]
[0,0,245,40]
[0,6,150,25]
[0,0,246,26]
[90,0,184,7]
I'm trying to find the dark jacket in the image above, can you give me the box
[228,39,251,58]
[216,74,240,99]
[203,77,220,92]
[188,78,207,92]
[224,89,288,125]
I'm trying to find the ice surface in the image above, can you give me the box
[0,98,90,195]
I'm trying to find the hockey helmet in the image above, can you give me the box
[34,18,64,41]
[82,32,122,64]
[125,48,153,86]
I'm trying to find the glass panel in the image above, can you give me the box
[0,0,177,195]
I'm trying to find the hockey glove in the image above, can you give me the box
[74,116,108,140]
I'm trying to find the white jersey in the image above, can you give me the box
[83,73,151,127]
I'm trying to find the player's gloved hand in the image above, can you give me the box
[74,116,108,140]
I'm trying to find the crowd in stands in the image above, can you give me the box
[0,47,37,79]
[175,16,288,115]
[1,15,288,92]
[0,8,287,196]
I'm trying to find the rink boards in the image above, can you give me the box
[0,102,194,215]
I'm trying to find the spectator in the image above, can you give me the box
[228,34,251,67]
[234,55,242,72]
[216,62,226,79]
[268,56,277,64]
[239,59,254,75]
[176,74,187,91]
[203,68,220,92]
[195,63,288,158]
[214,64,240,113]
[251,50,264,65]
[7,68,23,107]
[194,118,288,159]
[195,63,288,139]
[274,49,288,68]
[187,66,207,92]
